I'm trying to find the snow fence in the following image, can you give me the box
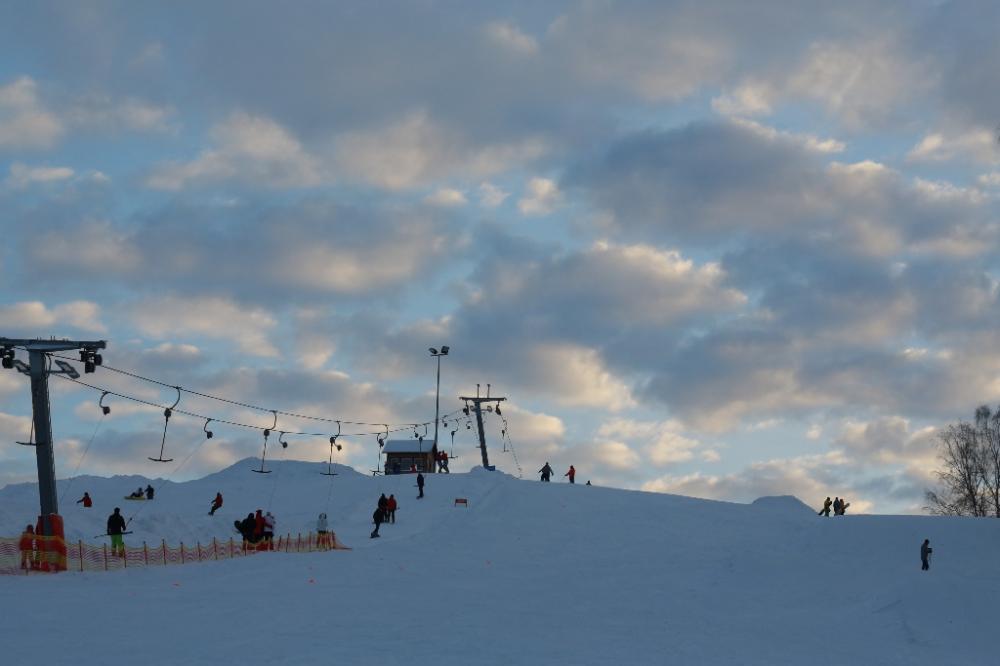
[0,531,350,575]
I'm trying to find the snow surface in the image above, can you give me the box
[2,458,999,665]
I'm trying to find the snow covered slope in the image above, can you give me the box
[1,460,998,665]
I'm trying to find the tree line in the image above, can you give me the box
[926,405,1000,517]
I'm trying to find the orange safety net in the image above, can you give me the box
[0,531,349,575]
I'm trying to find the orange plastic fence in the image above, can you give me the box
[0,532,349,575]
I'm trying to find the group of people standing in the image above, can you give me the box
[371,493,399,538]
[538,463,576,483]
[817,496,850,516]
[234,509,276,548]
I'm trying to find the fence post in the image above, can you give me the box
[162,539,167,566]
[103,543,108,571]
[229,538,234,558]
[180,542,185,564]
[213,537,218,560]
[286,533,291,553]
[78,540,84,572]
[197,542,202,562]
[143,542,149,565]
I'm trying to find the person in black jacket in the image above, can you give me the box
[145,485,155,500]
[239,513,257,545]
[417,472,425,498]
[921,539,933,571]
[371,506,384,539]
[539,463,553,482]
[107,507,127,557]
[378,493,388,514]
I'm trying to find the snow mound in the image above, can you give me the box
[749,495,814,516]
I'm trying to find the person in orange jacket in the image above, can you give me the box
[565,465,576,484]
[76,492,92,508]
[386,494,397,523]
[19,525,36,570]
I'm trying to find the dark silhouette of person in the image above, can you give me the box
[387,494,397,523]
[239,513,257,544]
[921,539,933,570]
[565,465,576,484]
[371,506,384,538]
[378,493,388,515]
[818,497,832,517]
[539,463,553,482]
[209,492,223,516]
[107,507,127,557]
[76,492,92,508]
[145,485,154,500]
[417,472,425,498]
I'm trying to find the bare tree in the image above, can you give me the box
[925,405,1000,516]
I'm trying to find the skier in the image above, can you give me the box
[19,525,36,570]
[440,450,450,473]
[263,511,276,548]
[921,539,933,571]
[76,492,92,508]
[565,465,576,484]
[209,492,223,516]
[417,472,425,499]
[818,497,832,517]
[107,507,127,558]
[145,485,155,500]
[833,498,842,515]
[539,462,553,482]
[317,513,331,550]
[371,506,384,539]
[387,494,397,523]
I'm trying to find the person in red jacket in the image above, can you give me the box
[19,525,36,570]
[440,450,450,473]
[565,465,576,484]
[386,494,397,523]
[209,492,223,516]
[253,509,265,542]
[76,492,92,508]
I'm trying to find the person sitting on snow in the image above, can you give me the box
[129,487,144,499]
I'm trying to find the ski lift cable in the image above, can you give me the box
[49,352,459,430]
[58,410,107,503]
[54,374,463,438]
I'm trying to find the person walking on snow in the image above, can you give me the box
[417,472,425,498]
[832,498,842,515]
[371,506,384,538]
[378,493,388,515]
[107,507,127,557]
[840,499,850,515]
[818,497,832,517]
[209,492,223,516]
[565,465,576,484]
[387,494,397,523]
[76,492,92,508]
[539,463,553,482]
[19,525,36,570]
[440,450,449,473]
[921,539,933,571]
[263,511,275,548]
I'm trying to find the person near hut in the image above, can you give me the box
[440,450,450,473]
[565,465,576,484]
[76,492,92,508]
[209,492,223,516]
[539,463,553,482]
[417,472,425,499]
[19,525,36,570]
[378,493,388,516]
[107,507,127,558]
[387,494,397,523]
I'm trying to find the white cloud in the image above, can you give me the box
[977,172,1000,188]
[147,112,323,190]
[478,182,509,207]
[485,21,539,56]
[424,188,468,207]
[908,128,999,165]
[0,300,106,333]
[806,424,822,440]
[712,81,774,117]
[0,77,63,150]
[132,296,280,357]
[5,163,75,188]
[732,118,844,154]
[530,344,635,411]
[598,418,702,466]
[68,96,175,134]
[518,177,561,215]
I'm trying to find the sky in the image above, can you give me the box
[1,0,999,514]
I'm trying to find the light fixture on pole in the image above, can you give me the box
[429,345,450,468]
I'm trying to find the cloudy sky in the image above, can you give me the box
[2,1,999,513]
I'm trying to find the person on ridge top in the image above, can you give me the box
[565,465,576,484]
[539,462,553,482]
[818,497,832,517]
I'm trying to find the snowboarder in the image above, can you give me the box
[317,513,331,550]
[417,472,425,498]
[371,506,384,538]
[921,539,933,571]
[76,492,92,508]
[832,498,842,515]
[263,511,276,548]
[818,497,832,517]
[145,484,155,500]
[565,465,576,484]
[387,494,397,523]
[107,507,127,557]
[19,524,36,570]
[539,462,553,482]
[840,499,850,515]
[209,492,223,516]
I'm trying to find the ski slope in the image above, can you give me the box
[1,459,998,665]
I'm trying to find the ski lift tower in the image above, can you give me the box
[459,384,506,469]
[1,337,106,568]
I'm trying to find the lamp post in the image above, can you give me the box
[429,345,449,470]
